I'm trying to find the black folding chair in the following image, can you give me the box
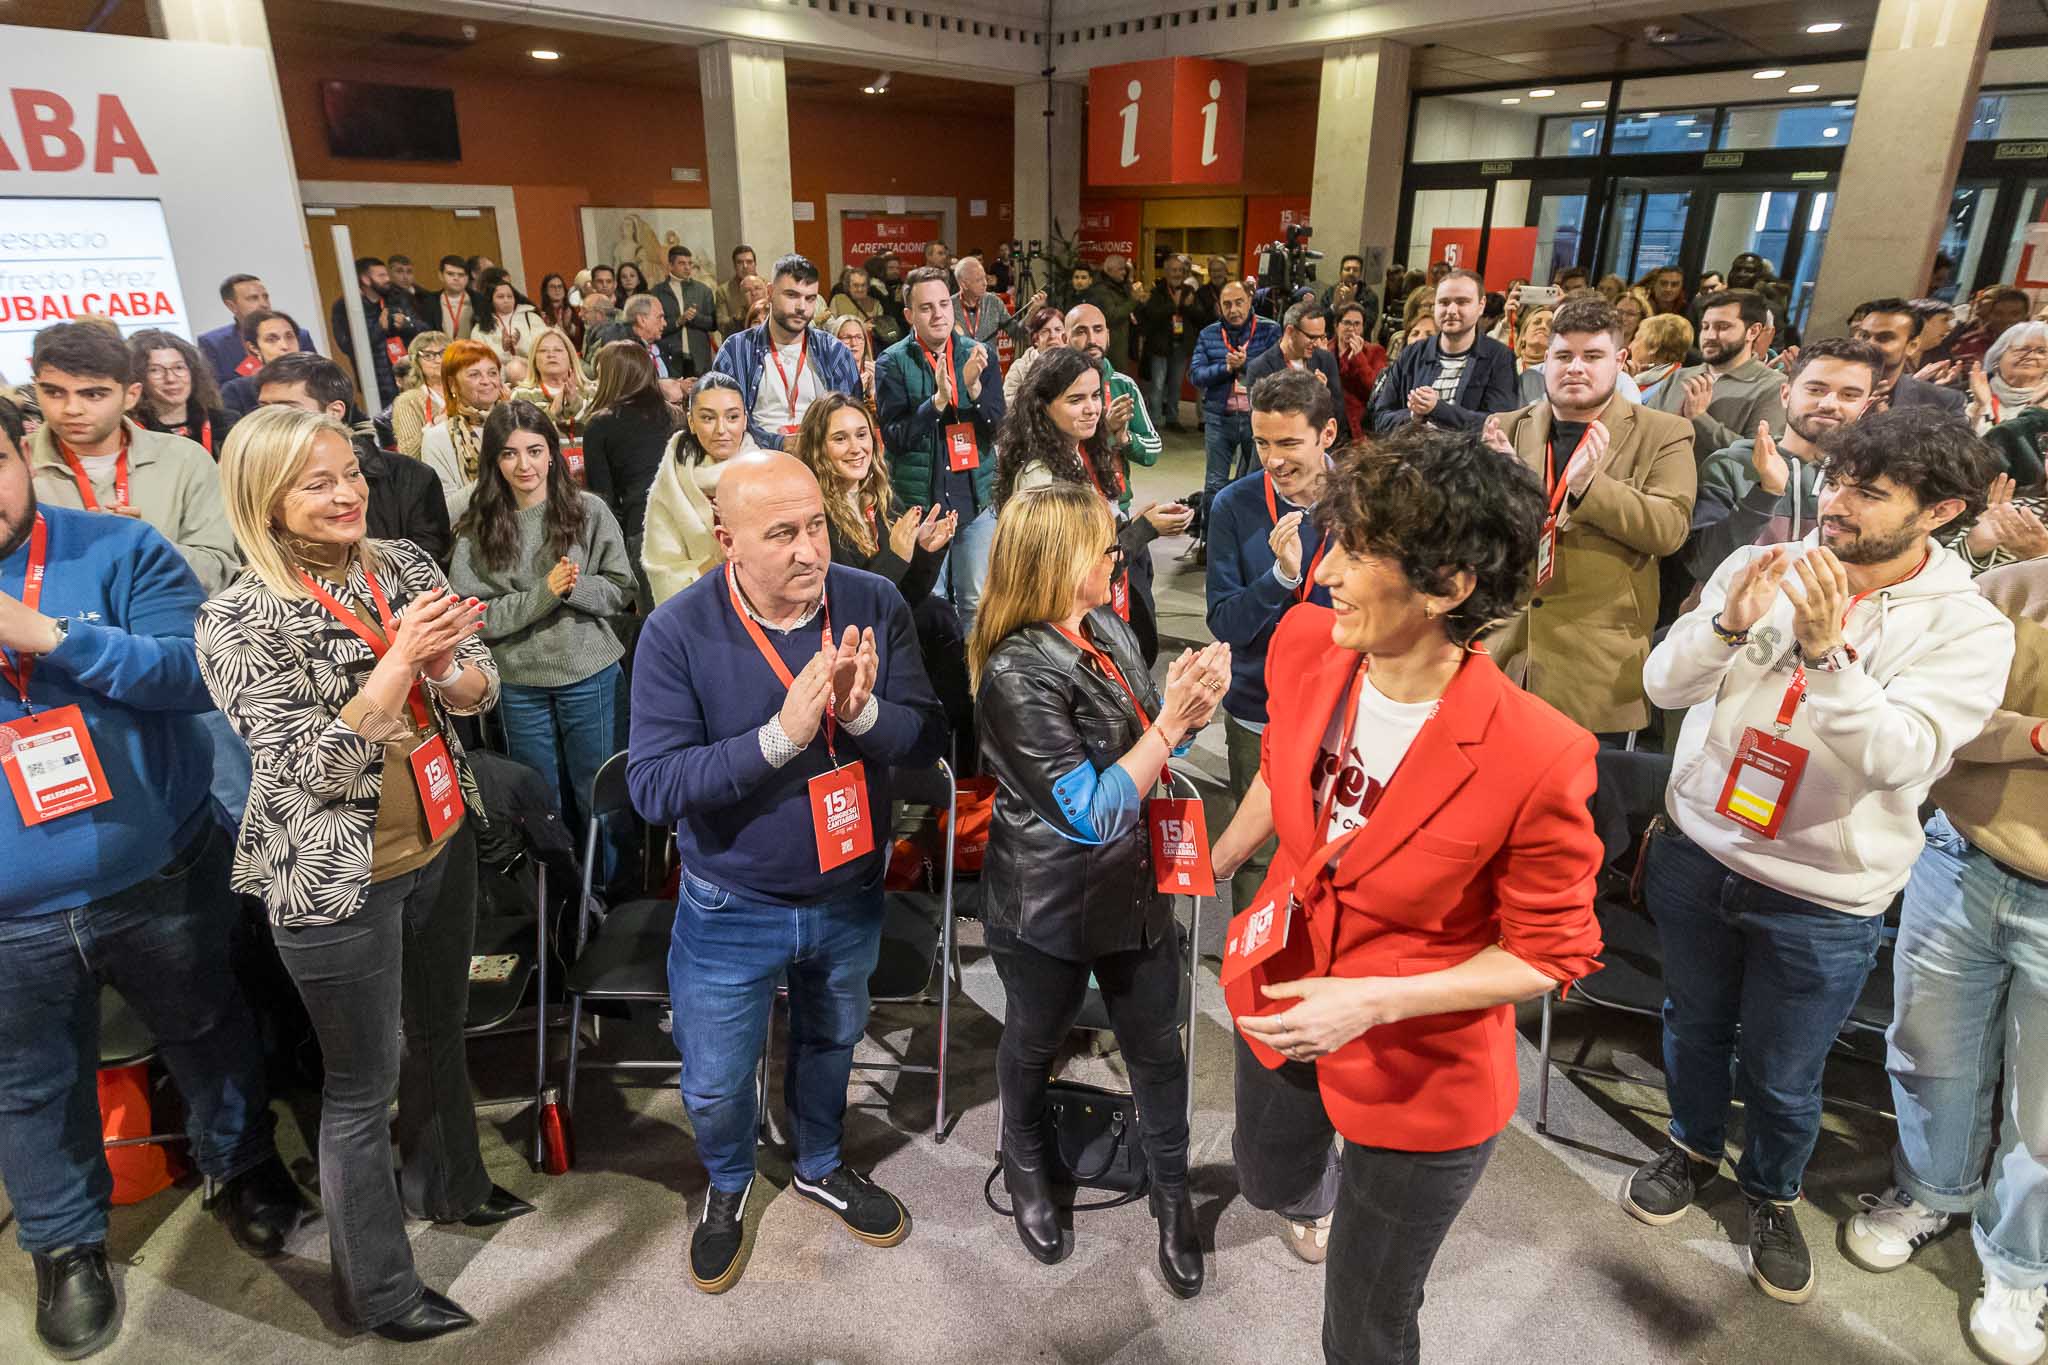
[465,852,554,1167]
[98,989,186,1158]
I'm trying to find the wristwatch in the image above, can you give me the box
[43,616,71,654]
[1800,641,1859,672]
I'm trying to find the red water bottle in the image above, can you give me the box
[538,1087,573,1175]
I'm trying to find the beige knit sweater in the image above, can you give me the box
[1936,557,2048,879]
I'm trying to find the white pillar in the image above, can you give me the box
[145,0,269,45]
[1808,0,1993,334]
[1014,80,1084,259]
[699,41,797,268]
[1308,40,1411,310]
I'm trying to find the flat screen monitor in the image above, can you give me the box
[320,80,461,162]
[0,196,192,381]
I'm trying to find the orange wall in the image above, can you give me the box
[274,57,1016,289]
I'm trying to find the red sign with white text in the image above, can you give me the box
[1087,58,1245,187]
[1428,227,1539,292]
[1076,199,1142,267]
[841,213,943,271]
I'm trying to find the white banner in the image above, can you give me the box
[0,198,191,379]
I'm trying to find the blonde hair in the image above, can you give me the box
[967,483,1115,686]
[216,405,373,601]
[1635,312,1694,366]
[403,330,451,391]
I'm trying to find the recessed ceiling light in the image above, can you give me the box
[1789,83,1820,94]
[1675,117,1697,126]
[1822,126,1840,137]
[1806,21,1844,33]
[528,48,561,60]
[1501,96,1521,105]
[1581,99,1607,109]
[1754,69,1787,79]
[1832,98,1855,107]
[1530,89,1556,98]
[1641,111,1662,119]
[1581,128,1596,137]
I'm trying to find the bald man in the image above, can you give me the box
[1188,280,1282,531]
[952,257,1043,353]
[626,450,948,1296]
[1065,302,1161,509]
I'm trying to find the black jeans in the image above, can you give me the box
[270,826,489,1328]
[1233,1034,1495,1365]
[990,931,1189,1186]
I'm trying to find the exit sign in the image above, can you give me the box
[1703,151,1744,169]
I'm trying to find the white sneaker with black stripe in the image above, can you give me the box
[1971,1271,2047,1365]
[1842,1187,1952,1272]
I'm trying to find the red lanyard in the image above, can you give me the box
[56,429,130,511]
[297,566,436,730]
[1082,445,1125,502]
[1543,429,1589,515]
[962,300,981,336]
[1,513,49,706]
[768,332,811,415]
[444,295,467,335]
[1772,549,1930,729]
[726,563,838,757]
[922,334,955,404]
[1263,472,1325,601]
[1051,622,1151,728]
[173,416,213,455]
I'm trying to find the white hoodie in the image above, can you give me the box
[1646,533,2015,914]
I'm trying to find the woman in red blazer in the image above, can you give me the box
[1211,426,1604,1365]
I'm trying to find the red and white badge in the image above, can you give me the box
[1715,727,1809,839]
[1148,796,1215,896]
[561,441,587,485]
[409,733,464,840]
[1110,568,1130,622]
[1533,515,1558,590]
[1172,314,1186,338]
[945,422,980,472]
[3,705,113,827]
[809,760,875,873]
[383,336,408,368]
[1219,886,1294,986]
[1225,380,1250,414]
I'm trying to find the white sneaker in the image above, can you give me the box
[1283,1211,1333,1265]
[1842,1187,1951,1271]
[1970,1272,2047,1365]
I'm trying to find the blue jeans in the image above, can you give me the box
[668,869,884,1193]
[0,816,275,1252]
[1147,345,1191,428]
[1890,812,2048,1289]
[1202,409,1255,504]
[498,663,622,829]
[1648,825,1884,1201]
[932,507,997,640]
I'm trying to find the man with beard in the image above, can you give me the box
[710,254,862,452]
[1084,253,1148,375]
[1626,405,2014,1308]
[1850,298,1968,414]
[1480,296,1696,738]
[328,256,421,407]
[0,395,309,1359]
[1368,269,1518,436]
[1649,290,1788,458]
[1682,338,1883,585]
[1065,301,1161,511]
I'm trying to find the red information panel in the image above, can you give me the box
[1427,228,1539,291]
[1088,58,1246,187]
[842,214,943,271]
[1076,199,1142,266]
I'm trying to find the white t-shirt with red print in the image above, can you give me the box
[1313,674,1439,839]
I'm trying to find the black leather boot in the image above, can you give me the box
[216,1155,312,1258]
[1150,1183,1204,1298]
[1001,1148,1070,1265]
[370,1287,475,1342]
[452,1184,536,1228]
[32,1244,117,1359]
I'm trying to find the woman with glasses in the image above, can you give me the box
[969,481,1230,1295]
[390,332,451,459]
[129,330,232,456]
[1970,321,2048,435]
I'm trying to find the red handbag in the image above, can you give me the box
[941,776,999,873]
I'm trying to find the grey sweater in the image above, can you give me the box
[449,492,635,688]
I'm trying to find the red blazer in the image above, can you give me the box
[1225,608,1604,1152]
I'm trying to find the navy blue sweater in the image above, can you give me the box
[3,507,216,918]
[1204,471,1332,725]
[627,563,948,905]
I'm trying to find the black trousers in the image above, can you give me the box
[1233,1034,1496,1365]
[990,931,1189,1186]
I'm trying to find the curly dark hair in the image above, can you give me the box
[458,399,588,573]
[993,346,1122,508]
[1818,404,1997,523]
[1315,425,1545,646]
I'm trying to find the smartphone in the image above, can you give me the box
[1516,284,1563,311]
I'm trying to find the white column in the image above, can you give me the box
[1808,0,1993,334]
[699,41,797,267]
[1308,40,1411,310]
[145,0,269,45]
[1014,80,1084,258]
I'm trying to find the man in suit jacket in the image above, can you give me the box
[1485,296,1697,737]
[1851,297,1969,415]
[1367,270,1517,434]
[1243,298,1354,447]
[652,245,719,377]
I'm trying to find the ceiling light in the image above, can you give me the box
[1581,128,1596,138]
[1822,126,1840,137]
[862,70,892,95]
[1687,131,1704,138]
[1641,111,1662,119]
[1789,83,1820,94]
[1806,21,1844,33]
[1754,68,1787,79]
[528,48,561,60]
[1530,88,1556,98]
[1501,96,1521,104]
[1581,99,1607,109]
[1832,98,1855,106]
[1675,117,1697,126]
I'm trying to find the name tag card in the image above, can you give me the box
[1219,887,1294,986]
[810,760,875,872]
[4,705,113,826]
[1715,728,1808,839]
[1148,797,1215,896]
[945,422,981,472]
[409,733,464,840]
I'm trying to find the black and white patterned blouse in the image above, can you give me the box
[196,537,499,926]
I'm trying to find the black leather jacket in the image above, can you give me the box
[976,610,1173,962]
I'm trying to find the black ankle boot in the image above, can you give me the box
[1002,1148,1069,1265]
[1150,1183,1204,1298]
[33,1244,117,1359]
[371,1287,475,1342]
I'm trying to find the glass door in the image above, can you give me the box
[1599,180,1694,283]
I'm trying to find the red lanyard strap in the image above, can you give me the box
[1770,548,1930,730]
[298,567,435,730]
[922,335,956,404]
[1263,473,1326,602]
[727,563,837,757]
[768,332,811,413]
[57,430,130,511]
[1,513,49,706]
[1543,429,1588,515]
[1052,622,1151,729]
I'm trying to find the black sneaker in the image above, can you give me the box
[33,1244,117,1360]
[1746,1197,1816,1303]
[1622,1143,1721,1226]
[689,1179,752,1295]
[791,1166,910,1247]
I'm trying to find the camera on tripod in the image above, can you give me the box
[1255,222,1323,304]
[1006,238,1047,300]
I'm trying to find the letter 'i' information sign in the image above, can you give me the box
[0,197,190,379]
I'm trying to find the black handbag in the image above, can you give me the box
[985,1079,1151,1217]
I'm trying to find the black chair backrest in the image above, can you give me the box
[890,758,954,813]
[590,750,636,822]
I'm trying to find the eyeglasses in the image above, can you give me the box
[145,362,189,380]
[1104,542,1127,569]
[420,348,447,361]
